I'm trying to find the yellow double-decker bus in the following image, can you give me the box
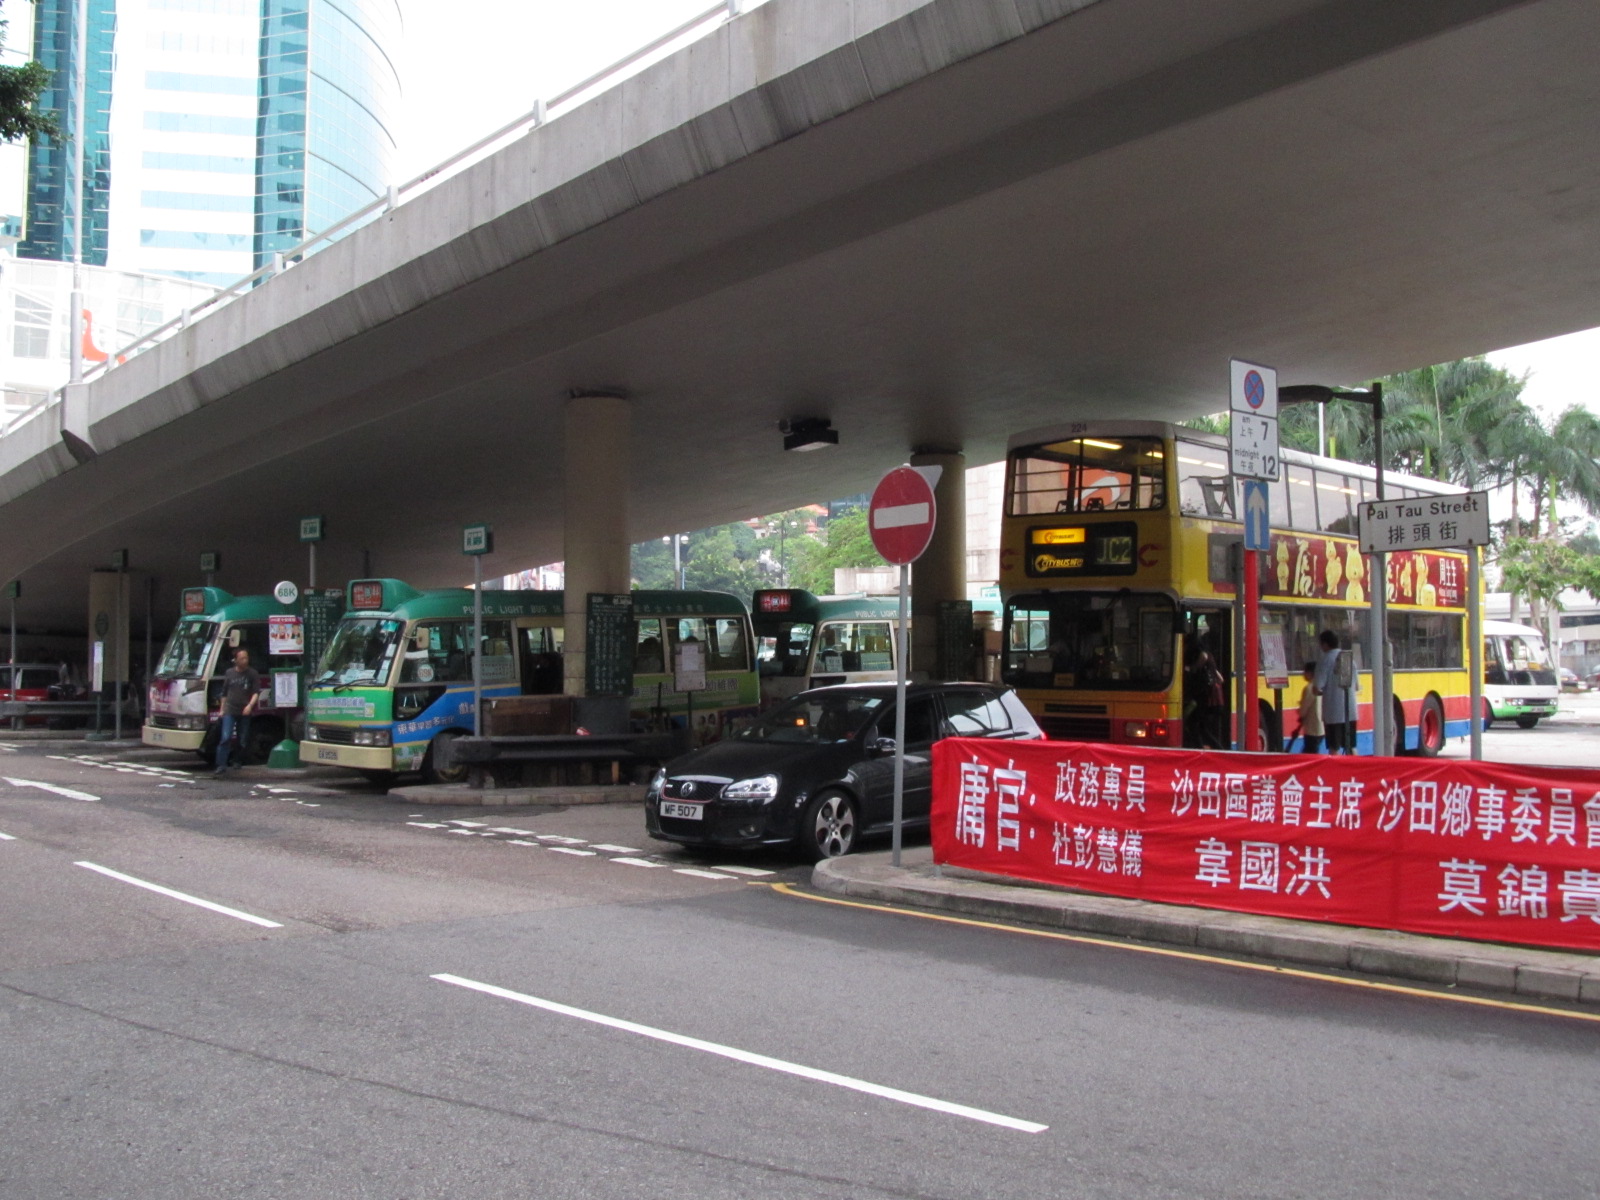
[999,421,1473,754]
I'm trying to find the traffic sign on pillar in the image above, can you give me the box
[1242,480,1270,551]
[869,466,938,565]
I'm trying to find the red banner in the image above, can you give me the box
[932,739,1600,951]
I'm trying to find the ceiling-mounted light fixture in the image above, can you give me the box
[780,416,837,452]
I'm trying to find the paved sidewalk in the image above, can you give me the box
[814,847,1600,1007]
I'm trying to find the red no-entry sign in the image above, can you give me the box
[869,466,937,565]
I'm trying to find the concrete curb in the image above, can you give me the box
[813,851,1600,1007]
[390,783,641,807]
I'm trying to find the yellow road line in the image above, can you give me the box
[770,883,1600,1025]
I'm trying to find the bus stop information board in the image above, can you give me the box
[585,593,635,698]
[302,591,343,672]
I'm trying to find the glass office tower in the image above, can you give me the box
[20,0,400,285]
[18,0,117,265]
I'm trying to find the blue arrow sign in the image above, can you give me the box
[1243,479,1270,551]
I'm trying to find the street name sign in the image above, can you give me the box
[1359,490,1490,552]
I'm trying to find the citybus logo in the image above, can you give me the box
[1033,553,1085,572]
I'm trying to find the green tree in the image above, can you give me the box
[681,526,764,596]
[0,4,57,143]
[787,509,881,595]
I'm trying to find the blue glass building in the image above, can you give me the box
[19,0,117,265]
[20,0,400,285]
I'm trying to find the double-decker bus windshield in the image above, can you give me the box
[1009,436,1166,515]
[1004,592,1177,691]
[315,618,403,686]
[158,622,217,676]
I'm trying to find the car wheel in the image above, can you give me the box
[801,790,857,862]
[423,730,468,784]
[1515,715,1540,730]
[1416,695,1445,757]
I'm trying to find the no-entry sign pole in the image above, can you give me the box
[869,465,939,868]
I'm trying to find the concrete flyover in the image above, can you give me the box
[2,0,1597,635]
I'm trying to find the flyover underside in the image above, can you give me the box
[2,0,1595,634]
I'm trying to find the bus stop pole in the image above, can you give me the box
[891,562,909,868]
[472,555,483,738]
[1242,547,1259,751]
[1469,545,1483,761]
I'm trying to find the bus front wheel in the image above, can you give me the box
[1515,714,1541,730]
[423,730,468,785]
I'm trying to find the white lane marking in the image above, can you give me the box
[871,501,930,530]
[610,857,660,868]
[447,820,487,828]
[264,787,298,795]
[407,821,449,829]
[490,827,538,836]
[431,974,1047,1134]
[711,865,776,877]
[74,862,283,928]
[507,839,542,847]
[547,846,597,857]
[0,829,15,840]
[674,868,737,881]
[536,835,586,845]
[446,829,479,836]
[4,777,99,802]
[591,843,642,854]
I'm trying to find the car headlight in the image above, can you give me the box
[352,729,392,747]
[177,714,208,731]
[723,774,779,802]
[647,768,665,800]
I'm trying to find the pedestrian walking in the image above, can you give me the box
[1312,630,1358,754]
[214,648,262,774]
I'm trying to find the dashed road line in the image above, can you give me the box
[674,868,738,881]
[75,861,283,928]
[710,865,776,877]
[4,777,100,801]
[591,843,642,854]
[0,829,15,840]
[547,846,597,857]
[432,973,1048,1133]
[610,857,660,868]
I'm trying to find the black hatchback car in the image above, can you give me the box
[644,682,1043,861]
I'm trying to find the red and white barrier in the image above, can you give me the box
[932,739,1600,952]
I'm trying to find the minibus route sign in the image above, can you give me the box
[462,524,493,555]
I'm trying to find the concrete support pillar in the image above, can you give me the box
[562,394,632,698]
[909,447,965,679]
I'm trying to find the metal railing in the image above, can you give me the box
[5,0,751,444]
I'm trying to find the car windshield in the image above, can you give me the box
[738,691,889,743]
[314,617,403,686]
[157,621,217,676]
